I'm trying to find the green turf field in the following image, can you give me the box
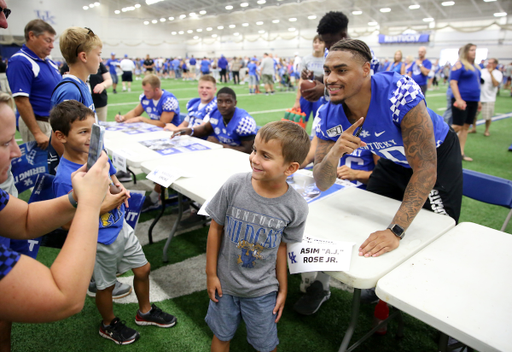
[10,78,512,351]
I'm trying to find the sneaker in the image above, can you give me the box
[135,304,177,328]
[88,280,133,299]
[122,88,127,92]
[141,196,161,213]
[128,88,131,92]
[113,89,117,94]
[115,170,132,183]
[293,281,331,315]
[360,287,379,304]
[99,317,140,345]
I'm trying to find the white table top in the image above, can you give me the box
[140,148,252,204]
[305,187,455,289]
[376,222,512,352]
[104,134,223,168]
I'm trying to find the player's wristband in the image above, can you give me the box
[190,127,194,137]
[68,191,78,208]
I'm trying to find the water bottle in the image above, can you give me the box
[372,299,389,335]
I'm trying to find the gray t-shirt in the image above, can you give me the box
[206,172,308,298]
[260,57,275,76]
[299,54,325,79]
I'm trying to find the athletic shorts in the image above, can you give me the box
[93,220,148,290]
[451,98,479,126]
[367,128,462,223]
[205,292,279,352]
[248,75,257,86]
[110,72,118,84]
[262,74,274,85]
[480,101,495,121]
[122,71,133,82]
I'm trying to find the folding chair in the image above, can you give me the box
[462,168,512,232]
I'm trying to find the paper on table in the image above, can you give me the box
[197,199,211,217]
[287,235,355,274]
[146,166,197,188]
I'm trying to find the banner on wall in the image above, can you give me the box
[378,34,430,44]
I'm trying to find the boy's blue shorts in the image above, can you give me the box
[205,291,279,352]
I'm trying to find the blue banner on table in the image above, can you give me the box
[11,142,49,193]
[378,34,430,44]
[125,192,145,230]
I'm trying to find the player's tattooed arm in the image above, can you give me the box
[313,138,338,191]
[393,100,437,230]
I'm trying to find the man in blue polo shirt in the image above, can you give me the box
[407,46,432,96]
[200,57,211,76]
[115,74,181,127]
[106,52,120,94]
[7,19,61,149]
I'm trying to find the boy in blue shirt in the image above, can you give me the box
[205,121,310,352]
[51,101,177,345]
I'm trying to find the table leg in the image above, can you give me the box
[338,288,361,352]
[126,166,137,184]
[148,187,168,245]
[162,193,183,263]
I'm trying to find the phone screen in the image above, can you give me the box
[87,123,105,171]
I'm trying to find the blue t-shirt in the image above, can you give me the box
[189,58,196,66]
[208,107,257,146]
[200,60,211,73]
[139,89,181,126]
[184,97,217,128]
[7,44,62,117]
[172,59,180,69]
[316,72,449,169]
[387,62,403,73]
[53,157,122,245]
[248,62,257,76]
[449,62,481,102]
[51,75,96,113]
[105,59,119,75]
[407,59,432,86]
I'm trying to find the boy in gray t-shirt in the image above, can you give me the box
[205,121,311,352]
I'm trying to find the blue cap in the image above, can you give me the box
[111,52,115,56]
[124,54,128,58]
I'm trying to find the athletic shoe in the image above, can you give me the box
[122,88,127,92]
[135,304,177,328]
[113,89,117,94]
[115,170,132,183]
[360,287,379,304]
[128,88,131,92]
[141,196,161,213]
[99,317,139,345]
[293,281,331,315]
[88,280,133,299]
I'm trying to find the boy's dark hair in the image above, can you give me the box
[258,121,311,164]
[50,100,95,136]
[330,39,372,64]
[217,87,236,101]
[317,11,349,35]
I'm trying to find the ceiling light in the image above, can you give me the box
[94,2,100,6]
[380,8,391,13]
[241,2,249,7]
[89,4,95,8]
[308,15,317,19]
[187,30,193,33]
[234,32,240,36]
[368,21,378,26]
[206,27,213,31]
[441,1,455,6]
[168,16,174,20]
[257,0,266,4]
[144,21,149,25]
[288,27,296,31]
[494,12,507,17]
[256,21,264,25]
[242,23,249,26]
[151,19,158,23]
[272,19,280,23]
[258,30,265,33]
[225,5,233,10]
[229,24,236,28]
[178,31,184,34]
[423,17,434,22]
[212,34,218,37]
[83,6,89,10]
[179,14,186,19]
[189,12,197,17]
[218,25,224,29]
[172,31,177,35]
[483,0,497,2]
[193,36,199,39]
[352,10,362,15]
[409,4,420,9]
[289,17,297,21]
[199,10,207,15]
[197,28,203,32]
[160,17,166,22]
[114,9,120,14]
[146,0,164,4]
[135,4,141,8]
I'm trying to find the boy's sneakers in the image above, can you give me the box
[293,280,331,315]
[115,170,132,183]
[141,196,161,212]
[135,304,177,328]
[88,280,132,299]
[99,317,140,345]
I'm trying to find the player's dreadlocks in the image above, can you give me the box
[330,39,372,64]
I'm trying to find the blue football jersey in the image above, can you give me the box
[339,148,375,189]
[139,90,181,126]
[208,107,257,146]
[184,97,217,127]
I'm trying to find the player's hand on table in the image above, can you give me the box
[273,290,286,323]
[163,123,179,132]
[170,128,190,139]
[206,275,222,302]
[124,117,142,123]
[301,81,324,102]
[70,152,111,207]
[337,165,357,181]
[359,229,400,257]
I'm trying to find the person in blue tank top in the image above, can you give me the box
[314,39,463,301]
[385,50,404,74]
[115,74,181,127]
[173,87,257,154]
[449,43,481,162]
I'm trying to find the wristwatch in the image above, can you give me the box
[387,224,405,239]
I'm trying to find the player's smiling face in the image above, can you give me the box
[323,50,370,105]
[198,81,216,104]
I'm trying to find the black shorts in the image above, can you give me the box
[367,129,462,222]
[122,71,133,82]
[451,98,478,126]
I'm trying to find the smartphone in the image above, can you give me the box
[87,123,105,171]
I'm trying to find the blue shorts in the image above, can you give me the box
[205,291,279,352]
[110,72,118,84]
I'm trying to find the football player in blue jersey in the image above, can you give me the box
[173,87,257,154]
[115,74,181,128]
